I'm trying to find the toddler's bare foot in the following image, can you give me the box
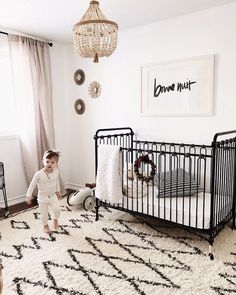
[44,225,51,234]
[53,219,59,230]
[25,197,32,205]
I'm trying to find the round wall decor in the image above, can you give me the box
[74,69,85,85]
[74,99,85,114]
[88,81,101,98]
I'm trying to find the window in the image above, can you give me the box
[0,35,17,135]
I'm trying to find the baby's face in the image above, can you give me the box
[42,156,58,170]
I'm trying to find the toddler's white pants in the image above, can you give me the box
[38,193,61,225]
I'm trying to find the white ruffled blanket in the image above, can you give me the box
[95,145,123,204]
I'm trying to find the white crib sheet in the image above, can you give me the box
[121,190,231,229]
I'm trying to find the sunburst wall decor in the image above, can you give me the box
[88,81,101,98]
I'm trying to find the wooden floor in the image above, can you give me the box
[0,190,72,218]
[0,198,37,217]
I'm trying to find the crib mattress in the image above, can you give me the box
[120,191,231,230]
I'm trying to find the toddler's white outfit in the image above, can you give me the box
[26,168,61,225]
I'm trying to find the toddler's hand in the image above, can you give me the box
[56,192,61,199]
[26,197,32,205]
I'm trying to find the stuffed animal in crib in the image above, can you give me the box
[125,163,136,181]
[125,163,147,182]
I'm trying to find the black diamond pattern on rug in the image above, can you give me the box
[211,241,236,294]
[0,199,236,294]
[10,220,30,230]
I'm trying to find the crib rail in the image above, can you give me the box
[121,146,212,231]
[94,127,134,139]
[210,130,236,236]
[94,127,236,242]
[94,127,134,175]
[134,139,212,149]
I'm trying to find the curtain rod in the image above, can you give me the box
[0,30,53,47]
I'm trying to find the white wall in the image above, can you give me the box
[65,3,236,186]
[50,42,72,188]
[0,136,27,206]
[2,2,236,205]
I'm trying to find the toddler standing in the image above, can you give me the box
[26,150,61,234]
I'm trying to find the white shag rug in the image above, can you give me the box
[0,197,236,295]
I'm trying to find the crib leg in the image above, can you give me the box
[233,217,236,230]
[95,197,99,221]
[208,237,214,260]
[232,201,236,229]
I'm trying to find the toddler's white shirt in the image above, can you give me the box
[26,168,60,200]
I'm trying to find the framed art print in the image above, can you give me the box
[141,55,214,116]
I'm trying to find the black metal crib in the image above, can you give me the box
[94,127,236,259]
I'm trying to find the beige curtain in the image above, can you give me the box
[8,34,66,195]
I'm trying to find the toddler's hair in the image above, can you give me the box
[43,149,60,161]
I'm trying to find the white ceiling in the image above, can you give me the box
[0,0,236,42]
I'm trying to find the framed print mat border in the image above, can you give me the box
[141,55,214,117]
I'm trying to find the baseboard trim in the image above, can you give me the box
[64,183,84,191]
[0,183,84,207]
[0,194,25,207]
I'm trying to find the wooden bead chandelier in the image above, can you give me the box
[73,1,118,63]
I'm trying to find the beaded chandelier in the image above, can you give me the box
[73,1,118,63]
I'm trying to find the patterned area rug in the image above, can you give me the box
[0,198,235,295]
